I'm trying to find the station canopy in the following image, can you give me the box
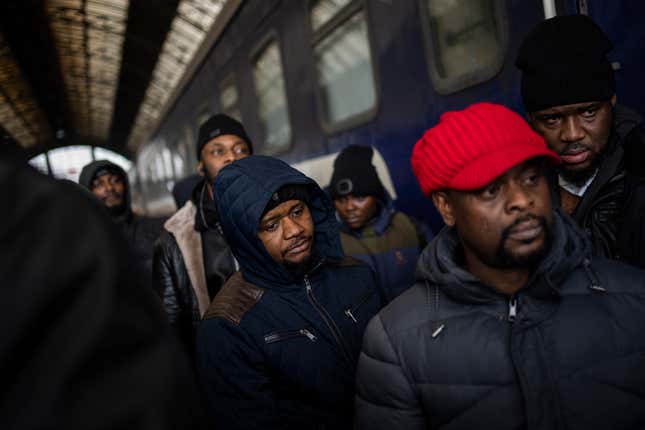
[0,0,239,159]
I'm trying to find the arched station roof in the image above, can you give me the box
[0,0,241,159]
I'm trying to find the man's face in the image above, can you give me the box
[258,199,314,268]
[432,159,553,270]
[91,172,125,208]
[198,134,250,182]
[529,96,615,185]
[334,194,379,230]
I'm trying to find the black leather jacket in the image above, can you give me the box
[153,182,236,356]
[565,105,645,268]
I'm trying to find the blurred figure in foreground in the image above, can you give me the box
[0,153,206,429]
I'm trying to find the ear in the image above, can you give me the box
[610,94,617,107]
[431,191,456,227]
[197,161,205,177]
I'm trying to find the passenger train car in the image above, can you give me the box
[133,0,645,231]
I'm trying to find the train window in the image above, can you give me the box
[219,76,242,121]
[252,39,292,154]
[47,145,94,182]
[422,0,507,94]
[310,0,377,131]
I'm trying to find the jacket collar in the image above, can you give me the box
[417,209,590,304]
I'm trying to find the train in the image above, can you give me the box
[132,0,645,232]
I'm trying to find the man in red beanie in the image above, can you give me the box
[355,103,645,430]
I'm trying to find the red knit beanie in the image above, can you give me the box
[411,102,559,195]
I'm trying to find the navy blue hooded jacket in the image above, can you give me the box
[196,155,383,430]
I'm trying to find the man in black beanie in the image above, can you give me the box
[329,145,432,301]
[516,14,645,268]
[153,113,252,358]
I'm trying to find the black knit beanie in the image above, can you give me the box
[516,14,615,112]
[262,184,311,217]
[329,145,385,201]
[196,114,253,160]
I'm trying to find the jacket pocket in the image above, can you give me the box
[263,328,317,344]
[344,289,375,323]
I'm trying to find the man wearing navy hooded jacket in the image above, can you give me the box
[196,155,384,429]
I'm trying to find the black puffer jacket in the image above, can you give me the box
[153,180,236,356]
[566,105,645,268]
[79,160,165,289]
[356,210,645,430]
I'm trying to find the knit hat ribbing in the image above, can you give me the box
[329,145,386,201]
[516,14,615,112]
[196,114,253,160]
[411,103,559,195]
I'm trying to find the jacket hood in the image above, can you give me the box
[79,160,132,222]
[212,155,344,289]
[417,208,590,303]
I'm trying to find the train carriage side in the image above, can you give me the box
[135,0,645,230]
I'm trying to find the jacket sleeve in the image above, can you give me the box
[355,314,426,430]
[153,232,183,325]
[196,318,278,429]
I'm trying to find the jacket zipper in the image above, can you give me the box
[508,296,518,322]
[305,275,353,363]
[344,289,375,323]
[264,328,317,344]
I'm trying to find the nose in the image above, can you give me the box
[505,181,533,213]
[223,150,236,164]
[560,116,585,142]
[283,217,304,239]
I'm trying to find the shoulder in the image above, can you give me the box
[327,256,377,281]
[562,258,645,297]
[590,258,645,293]
[373,283,432,334]
[202,272,265,326]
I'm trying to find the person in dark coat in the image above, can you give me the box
[355,103,645,430]
[196,155,384,430]
[516,14,645,268]
[0,153,207,430]
[79,159,165,289]
[153,114,251,358]
[329,145,433,301]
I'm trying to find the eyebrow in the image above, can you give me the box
[540,102,601,116]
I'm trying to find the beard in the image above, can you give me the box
[283,254,315,278]
[495,214,551,269]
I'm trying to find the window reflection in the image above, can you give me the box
[313,10,376,125]
[425,0,504,92]
[253,41,291,153]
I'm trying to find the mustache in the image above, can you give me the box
[500,214,547,243]
[561,142,591,154]
[283,236,312,254]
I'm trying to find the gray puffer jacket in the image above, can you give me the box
[356,210,645,430]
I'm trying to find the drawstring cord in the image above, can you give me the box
[425,280,445,339]
[583,258,606,292]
